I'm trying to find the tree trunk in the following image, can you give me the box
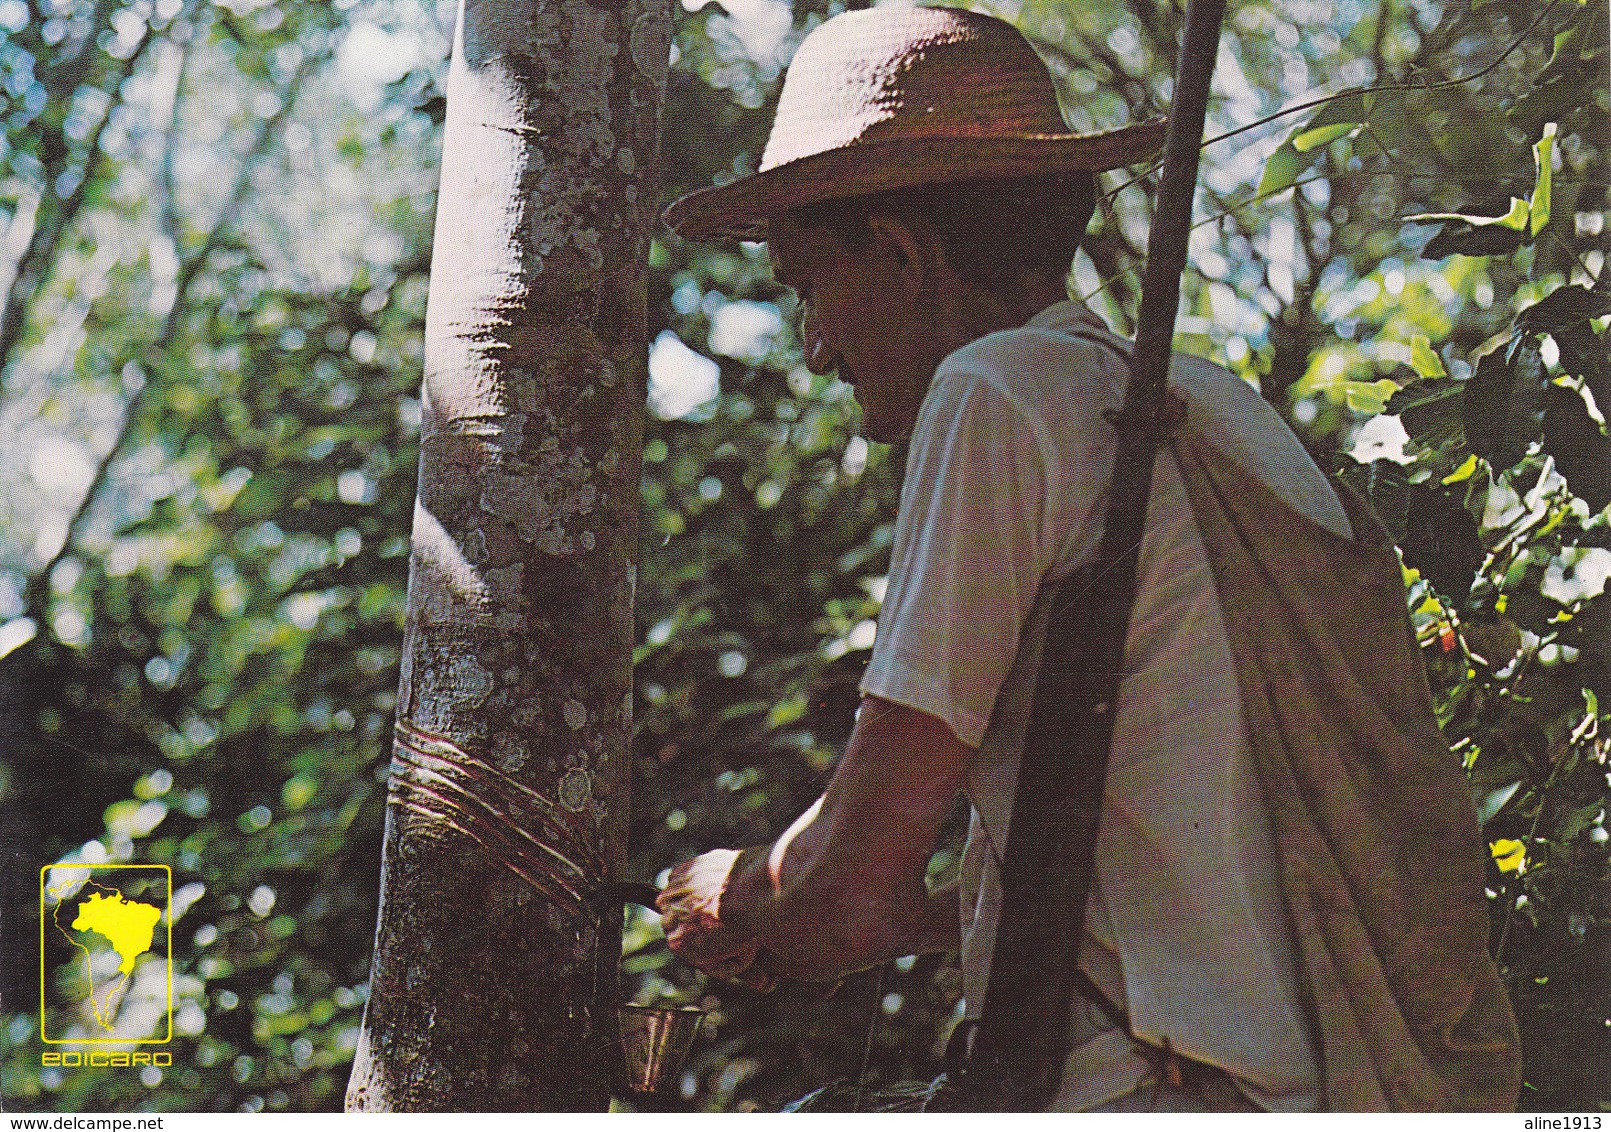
[345,0,667,1110]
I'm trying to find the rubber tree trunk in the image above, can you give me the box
[345,0,667,1110]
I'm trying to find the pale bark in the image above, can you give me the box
[345,0,667,1111]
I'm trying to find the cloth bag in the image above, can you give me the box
[1172,429,1521,1110]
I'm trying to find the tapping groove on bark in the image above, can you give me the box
[389,719,603,909]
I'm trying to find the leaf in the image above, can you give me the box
[1520,284,1611,328]
[1292,122,1361,152]
[1522,286,1611,416]
[1386,376,1462,420]
[1554,322,1611,420]
[1530,122,1556,235]
[764,693,807,729]
[1477,781,1522,825]
[1490,838,1527,873]
[1558,799,1609,842]
[231,471,289,518]
[1463,338,1547,471]
[1493,197,1532,232]
[1258,141,1308,197]
[1412,198,1532,259]
[1402,486,1484,600]
[1510,22,1603,127]
[1359,459,1411,541]
[1419,222,1529,260]
[1442,454,1480,485]
[1309,87,1410,148]
[1462,618,1521,668]
[1260,120,1364,197]
[711,699,769,727]
[1410,335,1448,379]
[1342,378,1401,416]
[1542,384,1611,512]
[1386,376,1466,452]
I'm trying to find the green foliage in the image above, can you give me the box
[0,0,436,1111]
[1379,267,1611,1105]
[0,0,1606,1114]
[1289,3,1609,1105]
[7,272,425,1113]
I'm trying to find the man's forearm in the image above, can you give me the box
[661,696,970,983]
[720,846,959,981]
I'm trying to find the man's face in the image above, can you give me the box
[767,214,944,444]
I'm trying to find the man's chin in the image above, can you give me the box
[850,396,914,446]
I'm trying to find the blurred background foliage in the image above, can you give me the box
[0,0,1605,1112]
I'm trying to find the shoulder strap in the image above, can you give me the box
[939,322,1186,1110]
[937,0,1229,1103]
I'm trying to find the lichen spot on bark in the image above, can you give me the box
[486,563,524,610]
[414,650,495,736]
[493,732,526,773]
[629,9,670,80]
[449,654,494,705]
[558,767,592,812]
[562,698,588,730]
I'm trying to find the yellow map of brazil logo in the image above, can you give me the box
[40,864,172,1045]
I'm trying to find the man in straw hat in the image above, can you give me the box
[657,4,1518,1112]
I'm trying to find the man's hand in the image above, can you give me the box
[657,849,776,991]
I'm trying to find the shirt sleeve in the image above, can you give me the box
[858,368,1053,747]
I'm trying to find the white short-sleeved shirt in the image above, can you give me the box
[859,301,1352,1111]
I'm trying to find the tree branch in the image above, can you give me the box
[152,38,188,253]
[0,20,162,395]
[1369,0,1393,84]
[22,53,323,620]
[1102,0,1567,206]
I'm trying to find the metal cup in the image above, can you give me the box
[617,1003,706,1096]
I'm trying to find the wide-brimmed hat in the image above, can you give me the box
[662,5,1167,241]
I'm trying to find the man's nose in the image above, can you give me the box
[799,309,839,375]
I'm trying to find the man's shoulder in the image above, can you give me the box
[934,306,1130,408]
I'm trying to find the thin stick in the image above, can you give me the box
[1125,0,1228,419]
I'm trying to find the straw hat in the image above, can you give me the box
[662,5,1167,241]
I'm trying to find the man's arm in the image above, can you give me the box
[658,694,969,984]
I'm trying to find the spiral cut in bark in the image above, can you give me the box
[389,718,605,910]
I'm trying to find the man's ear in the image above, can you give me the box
[866,213,940,298]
